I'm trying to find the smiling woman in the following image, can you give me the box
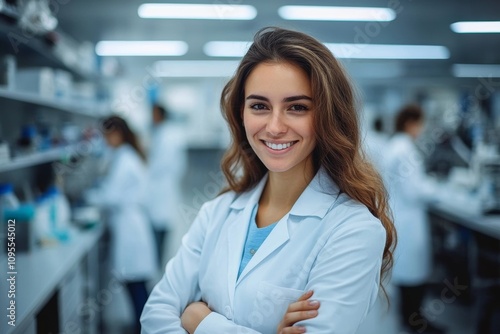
[141,27,396,334]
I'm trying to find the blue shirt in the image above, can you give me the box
[237,204,277,278]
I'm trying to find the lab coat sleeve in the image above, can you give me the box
[141,200,262,334]
[297,214,386,334]
[404,162,439,203]
[85,153,140,207]
[386,142,439,204]
[140,202,208,334]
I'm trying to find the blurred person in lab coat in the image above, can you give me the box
[384,105,444,334]
[146,104,187,267]
[364,116,389,173]
[141,27,396,334]
[85,116,157,334]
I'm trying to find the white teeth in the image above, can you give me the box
[265,141,294,150]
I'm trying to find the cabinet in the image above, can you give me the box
[0,225,104,334]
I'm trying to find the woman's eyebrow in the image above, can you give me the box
[245,94,312,102]
[283,95,312,102]
[246,94,269,101]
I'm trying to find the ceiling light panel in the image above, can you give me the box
[96,41,188,56]
[451,21,500,33]
[452,64,500,77]
[203,41,251,57]
[155,60,240,77]
[326,43,450,59]
[278,5,396,21]
[138,3,257,20]
[203,41,449,60]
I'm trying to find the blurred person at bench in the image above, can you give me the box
[385,104,445,334]
[146,103,187,267]
[85,115,157,334]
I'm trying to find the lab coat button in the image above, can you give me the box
[224,305,233,319]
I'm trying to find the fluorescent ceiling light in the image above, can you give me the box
[96,41,188,56]
[203,40,449,59]
[344,62,404,78]
[326,43,449,59]
[452,64,500,78]
[155,60,240,77]
[451,21,500,33]
[203,41,251,57]
[138,3,257,20]
[278,5,396,21]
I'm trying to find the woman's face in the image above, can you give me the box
[243,62,316,175]
[104,130,123,148]
[406,119,424,139]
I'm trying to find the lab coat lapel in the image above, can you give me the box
[226,204,252,307]
[236,216,290,284]
[226,178,268,306]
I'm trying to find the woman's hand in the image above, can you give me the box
[277,290,320,333]
[181,301,212,334]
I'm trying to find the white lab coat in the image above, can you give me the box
[141,168,386,334]
[86,144,157,281]
[363,130,389,173]
[146,122,187,231]
[384,134,439,286]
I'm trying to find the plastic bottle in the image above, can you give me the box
[34,186,71,244]
[0,183,20,212]
[0,183,20,253]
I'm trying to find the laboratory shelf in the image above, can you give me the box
[0,145,76,173]
[0,20,99,81]
[0,88,107,117]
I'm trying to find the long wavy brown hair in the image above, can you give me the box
[220,27,396,299]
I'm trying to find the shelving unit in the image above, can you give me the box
[0,88,108,117]
[0,7,106,334]
[0,145,79,173]
[0,10,108,175]
[0,18,99,81]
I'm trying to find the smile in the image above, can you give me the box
[263,141,298,151]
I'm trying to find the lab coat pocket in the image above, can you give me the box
[257,281,304,302]
[252,281,305,326]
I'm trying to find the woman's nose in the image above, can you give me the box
[266,113,287,136]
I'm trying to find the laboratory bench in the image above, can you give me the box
[429,200,500,241]
[1,224,104,334]
[428,196,500,333]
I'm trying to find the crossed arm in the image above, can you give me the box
[180,291,320,334]
[141,200,386,334]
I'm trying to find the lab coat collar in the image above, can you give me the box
[229,167,339,287]
[290,167,340,219]
[229,174,268,211]
[229,166,339,219]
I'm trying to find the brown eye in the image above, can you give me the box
[289,104,308,112]
[250,103,267,110]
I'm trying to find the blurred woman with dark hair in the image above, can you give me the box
[85,115,156,334]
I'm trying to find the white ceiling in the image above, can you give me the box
[56,0,500,84]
